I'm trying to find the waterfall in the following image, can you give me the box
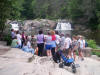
[55,21,72,35]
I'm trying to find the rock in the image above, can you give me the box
[91,55,98,59]
[0,45,11,55]
[22,19,57,35]
[0,41,7,46]
[0,47,100,75]
[91,55,100,61]
[83,47,92,57]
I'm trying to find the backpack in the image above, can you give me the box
[85,41,88,47]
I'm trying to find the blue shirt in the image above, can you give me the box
[51,41,56,48]
[11,31,15,38]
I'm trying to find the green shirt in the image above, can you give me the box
[11,39,18,48]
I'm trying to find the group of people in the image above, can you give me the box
[11,29,87,61]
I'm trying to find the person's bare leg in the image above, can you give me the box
[80,51,84,60]
[47,50,48,56]
[68,49,71,58]
[48,50,50,56]
[78,50,81,59]
[73,52,76,61]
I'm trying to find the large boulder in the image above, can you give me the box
[23,19,57,35]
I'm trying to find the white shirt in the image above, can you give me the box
[78,39,85,49]
[27,41,31,48]
[64,37,72,49]
[55,34,60,44]
[60,36,65,46]
[16,34,22,45]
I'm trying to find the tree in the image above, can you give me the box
[22,0,35,19]
[67,0,83,20]
[0,0,12,33]
[10,0,24,20]
[96,0,100,30]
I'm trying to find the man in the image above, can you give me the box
[64,34,72,57]
[11,29,16,39]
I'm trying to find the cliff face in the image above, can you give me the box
[0,47,100,75]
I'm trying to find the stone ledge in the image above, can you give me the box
[83,47,92,57]
[0,41,7,46]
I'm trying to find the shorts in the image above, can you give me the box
[69,45,72,50]
[78,47,83,51]
[45,44,52,50]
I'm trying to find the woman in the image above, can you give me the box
[45,32,52,56]
[31,35,37,49]
[16,31,22,48]
[37,30,44,56]
[21,31,26,48]
[71,36,78,60]
[78,35,85,60]
[50,30,56,57]
[22,41,34,54]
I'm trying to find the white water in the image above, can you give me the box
[55,22,72,34]
[55,22,72,31]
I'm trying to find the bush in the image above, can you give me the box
[92,51,100,57]
[4,34,12,46]
[87,40,97,49]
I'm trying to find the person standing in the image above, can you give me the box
[71,36,78,60]
[16,31,22,48]
[37,30,44,56]
[60,33,65,50]
[55,31,60,49]
[45,32,52,56]
[78,35,85,60]
[64,34,72,57]
[50,30,56,57]
[21,31,26,48]
[31,35,37,49]
[11,29,16,40]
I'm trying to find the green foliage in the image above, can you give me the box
[92,51,100,57]
[87,40,97,49]
[4,34,12,46]
[22,0,35,19]
[0,0,12,32]
[67,0,83,19]
[10,0,24,20]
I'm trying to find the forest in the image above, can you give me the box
[0,0,100,32]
